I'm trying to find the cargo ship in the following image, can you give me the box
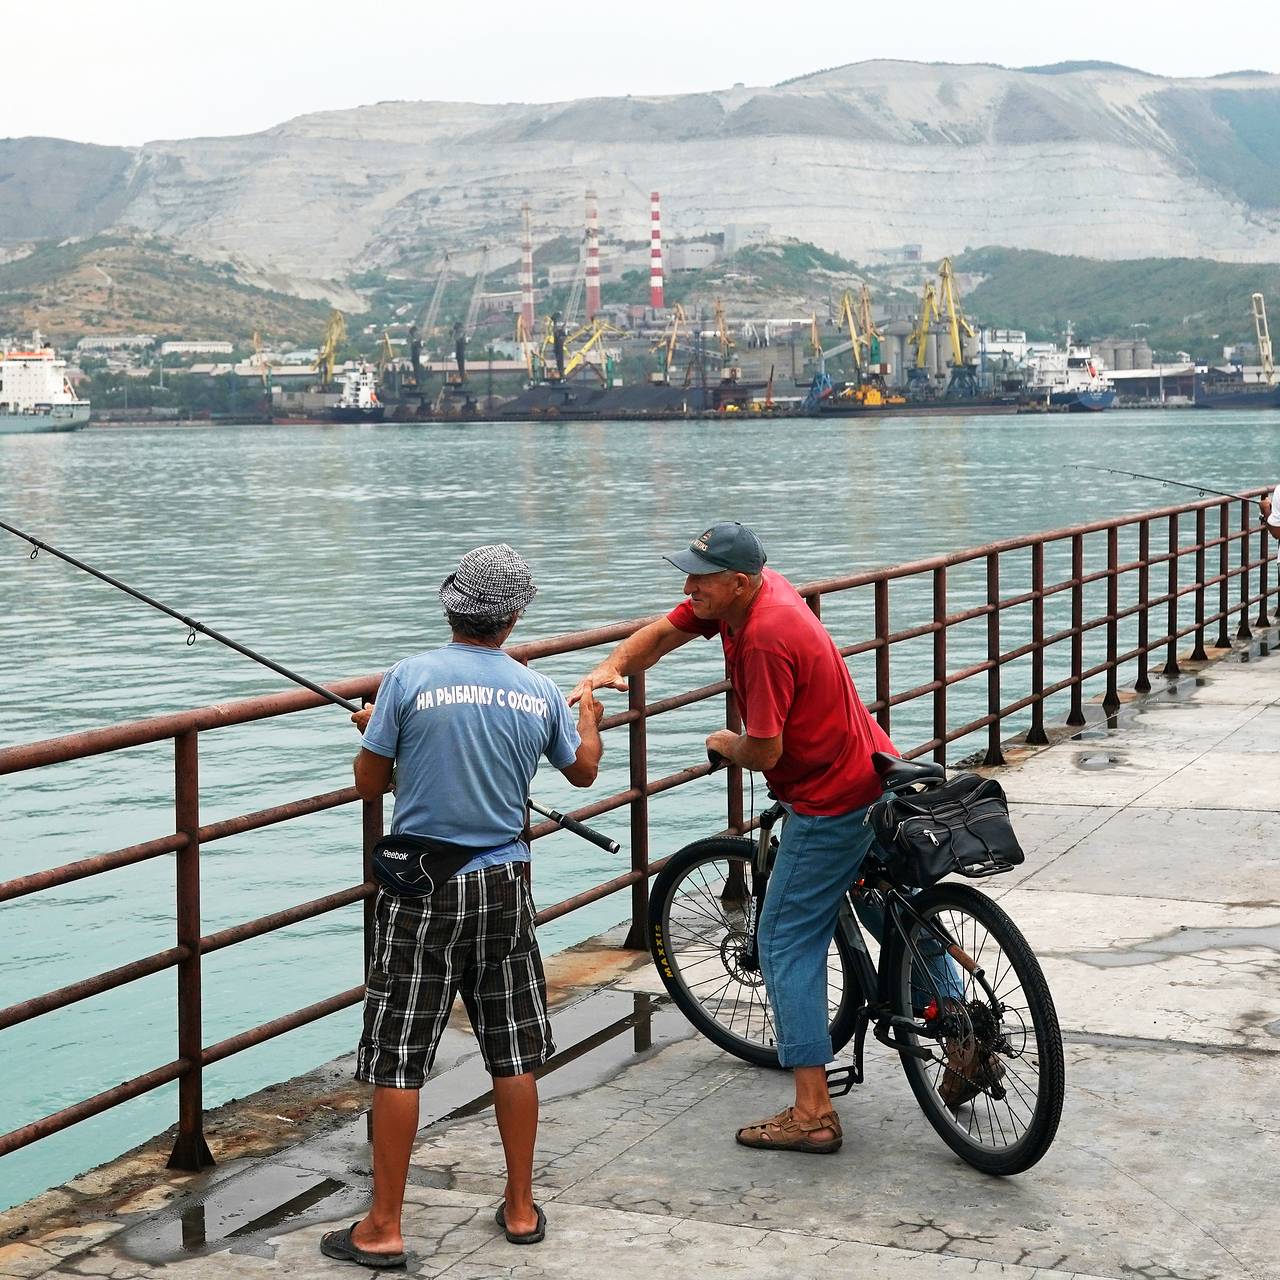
[1192,368,1280,409]
[0,333,91,433]
[1025,338,1116,412]
[328,364,384,423]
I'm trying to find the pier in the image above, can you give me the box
[2,491,1278,1278]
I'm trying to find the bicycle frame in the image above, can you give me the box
[738,801,998,1097]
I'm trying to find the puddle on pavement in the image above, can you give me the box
[119,990,677,1263]
[1069,922,1280,968]
[1075,752,1124,770]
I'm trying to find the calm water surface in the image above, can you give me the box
[1,411,1276,1208]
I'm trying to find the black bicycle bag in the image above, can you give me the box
[866,773,1024,889]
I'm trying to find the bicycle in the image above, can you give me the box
[648,751,1065,1176]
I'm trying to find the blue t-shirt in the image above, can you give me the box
[361,643,581,874]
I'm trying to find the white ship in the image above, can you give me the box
[328,363,384,423]
[0,332,91,433]
[1024,328,1117,412]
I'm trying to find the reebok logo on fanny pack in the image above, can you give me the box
[382,849,411,861]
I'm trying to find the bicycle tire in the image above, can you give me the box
[886,881,1064,1175]
[648,835,862,1068]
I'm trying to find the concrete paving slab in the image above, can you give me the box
[1213,703,1280,752]
[995,804,1120,894]
[1066,698,1264,753]
[994,747,1195,807]
[1135,750,1280,810]
[1001,887,1280,1049]
[558,1037,1276,1280]
[1016,805,1280,905]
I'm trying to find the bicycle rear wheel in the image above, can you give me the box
[887,882,1064,1175]
[648,836,861,1068]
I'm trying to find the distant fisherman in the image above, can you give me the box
[320,544,603,1269]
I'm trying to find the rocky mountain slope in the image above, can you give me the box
[3,60,1280,300]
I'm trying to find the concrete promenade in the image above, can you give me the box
[3,641,1278,1280]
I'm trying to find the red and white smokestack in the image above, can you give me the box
[649,190,665,310]
[520,203,535,332]
[585,190,601,320]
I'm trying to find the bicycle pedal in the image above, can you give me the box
[825,1064,861,1097]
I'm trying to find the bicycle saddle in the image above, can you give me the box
[872,750,945,789]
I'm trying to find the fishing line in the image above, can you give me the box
[1,518,619,852]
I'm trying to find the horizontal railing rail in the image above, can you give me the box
[1,490,1273,1172]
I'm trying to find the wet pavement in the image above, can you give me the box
[3,642,1278,1280]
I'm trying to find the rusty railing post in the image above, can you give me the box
[1027,542,1048,744]
[984,553,1004,766]
[1135,520,1152,693]
[1067,534,1086,725]
[874,580,890,734]
[1217,502,1231,650]
[1163,513,1181,678]
[1104,527,1121,712]
[1191,507,1208,662]
[1257,510,1270,630]
[932,566,947,767]
[623,670,650,950]
[168,730,214,1171]
[1237,500,1253,641]
[362,794,383,972]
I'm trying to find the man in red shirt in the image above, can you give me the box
[571,521,899,1153]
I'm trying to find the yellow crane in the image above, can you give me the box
[562,319,624,384]
[909,280,940,387]
[1253,292,1275,385]
[315,310,346,387]
[857,284,881,364]
[251,330,270,389]
[375,330,395,376]
[652,303,687,381]
[713,298,738,377]
[937,258,979,396]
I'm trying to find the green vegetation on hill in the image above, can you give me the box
[957,246,1280,359]
[0,234,332,346]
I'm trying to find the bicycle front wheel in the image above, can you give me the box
[648,836,861,1068]
[888,882,1064,1175]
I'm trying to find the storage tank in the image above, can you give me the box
[1112,344,1134,372]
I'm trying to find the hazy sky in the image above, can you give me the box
[10,0,1278,146]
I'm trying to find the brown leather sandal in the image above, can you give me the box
[735,1106,843,1153]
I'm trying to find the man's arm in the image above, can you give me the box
[560,687,604,787]
[569,618,694,705]
[353,747,394,800]
[705,729,783,773]
[1261,493,1280,541]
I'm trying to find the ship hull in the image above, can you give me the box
[1193,376,1280,409]
[1049,390,1116,412]
[328,405,386,423]
[0,404,91,434]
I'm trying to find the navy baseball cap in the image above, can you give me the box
[664,522,767,575]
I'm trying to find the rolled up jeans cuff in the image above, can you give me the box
[776,1035,834,1069]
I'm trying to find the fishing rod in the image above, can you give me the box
[1066,464,1262,506]
[0,518,620,854]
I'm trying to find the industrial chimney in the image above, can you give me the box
[585,191,601,320]
[649,190,665,311]
[520,203,535,333]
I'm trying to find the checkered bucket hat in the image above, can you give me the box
[439,544,538,617]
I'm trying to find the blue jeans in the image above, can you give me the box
[757,804,964,1069]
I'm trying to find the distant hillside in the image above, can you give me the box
[4,60,1280,303]
[0,235,332,346]
[958,247,1280,359]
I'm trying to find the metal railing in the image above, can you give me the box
[1,490,1273,1172]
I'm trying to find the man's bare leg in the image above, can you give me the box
[792,1065,839,1141]
[351,1085,419,1255]
[492,1072,539,1234]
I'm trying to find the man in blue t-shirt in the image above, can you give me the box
[320,544,602,1269]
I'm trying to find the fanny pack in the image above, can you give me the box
[372,832,514,897]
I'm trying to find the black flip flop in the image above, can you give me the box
[319,1222,407,1269]
[495,1201,546,1245]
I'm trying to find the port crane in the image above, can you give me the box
[408,254,450,387]
[937,258,979,397]
[1253,292,1275,385]
[908,280,940,390]
[652,303,687,382]
[713,299,739,380]
[450,247,492,383]
[315,310,347,388]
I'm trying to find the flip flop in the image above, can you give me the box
[495,1201,546,1245]
[319,1223,407,1269]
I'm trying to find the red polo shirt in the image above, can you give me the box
[668,568,897,814]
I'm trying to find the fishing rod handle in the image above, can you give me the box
[528,802,620,854]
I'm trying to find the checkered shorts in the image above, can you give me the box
[356,862,555,1087]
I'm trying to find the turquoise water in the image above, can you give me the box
[1,411,1275,1209]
